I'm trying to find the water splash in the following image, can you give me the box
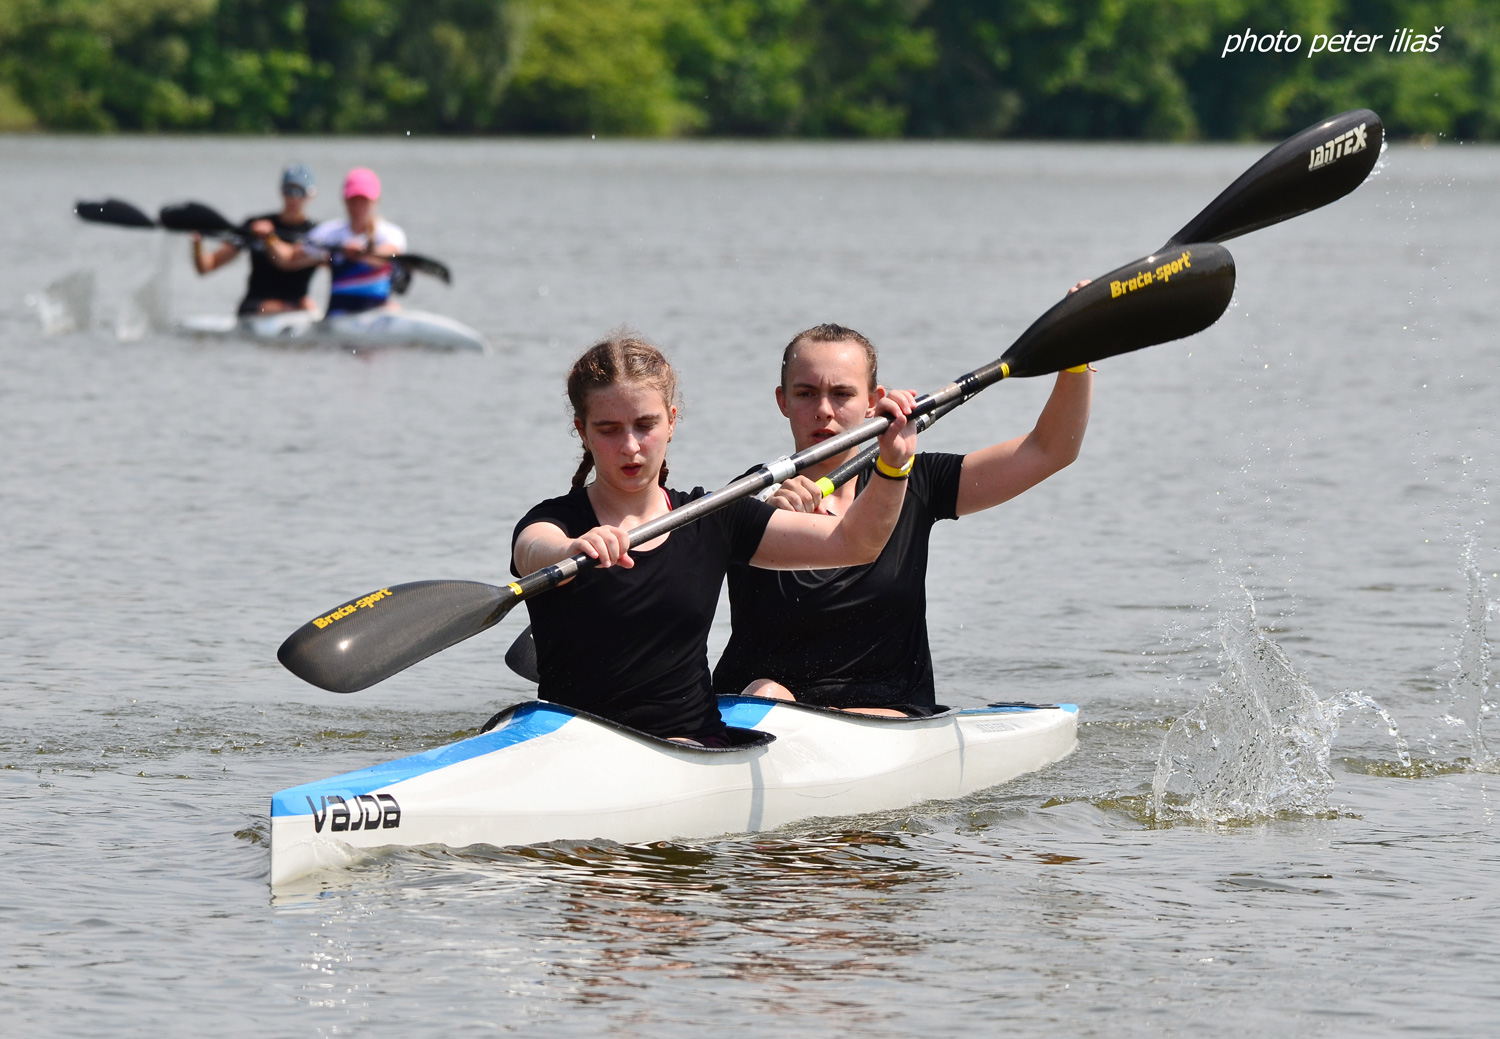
[27,269,94,334]
[115,237,173,341]
[1441,535,1491,761]
[1151,596,1409,824]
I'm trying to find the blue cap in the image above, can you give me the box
[281,164,316,196]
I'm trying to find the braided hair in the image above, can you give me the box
[567,331,679,489]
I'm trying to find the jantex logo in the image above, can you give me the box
[1308,123,1369,171]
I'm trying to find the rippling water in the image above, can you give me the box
[3,135,1499,1036]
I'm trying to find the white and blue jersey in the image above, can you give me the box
[306,217,408,314]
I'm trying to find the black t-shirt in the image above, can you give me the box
[512,486,776,740]
[240,212,316,306]
[712,452,965,710]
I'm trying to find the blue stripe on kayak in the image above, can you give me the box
[271,702,573,818]
[959,702,1079,715]
[717,697,1076,724]
[718,697,777,729]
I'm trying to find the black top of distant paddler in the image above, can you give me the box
[239,210,316,308]
[192,163,320,316]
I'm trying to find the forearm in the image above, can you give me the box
[954,370,1091,516]
[265,238,320,270]
[753,475,905,569]
[830,472,907,563]
[194,242,237,274]
[513,524,575,574]
[1029,368,1092,466]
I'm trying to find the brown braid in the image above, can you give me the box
[567,330,679,489]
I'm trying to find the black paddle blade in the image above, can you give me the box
[1000,243,1236,378]
[1166,109,1383,247]
[159,201,238,234]
[396,253,451,284]
[278,580,519,692]
[504,625,541,684]
[75,198,156,228]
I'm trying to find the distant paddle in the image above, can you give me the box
[160,200,452,285]
[813,108,1387,498]
[279,242,1236,693]
[74,198,157,229]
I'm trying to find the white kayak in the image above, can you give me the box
[177,307,488,353]
[268,695,1078,887]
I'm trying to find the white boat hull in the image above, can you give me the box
[177,307,488,352]
[269,696,1078,887]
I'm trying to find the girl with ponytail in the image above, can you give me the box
[511,330,921,745]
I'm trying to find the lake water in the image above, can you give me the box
[3,134,1498,1036]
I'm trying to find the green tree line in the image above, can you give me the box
[0,0,1494,138]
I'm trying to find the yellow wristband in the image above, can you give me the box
[1065,364,1090,373]
[874,455,914,480]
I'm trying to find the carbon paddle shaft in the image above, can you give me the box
[278,243,1235,694]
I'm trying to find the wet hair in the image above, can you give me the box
[780,323,878,392]
[567,330,679,489]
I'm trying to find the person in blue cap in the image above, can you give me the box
[192,164,320,315]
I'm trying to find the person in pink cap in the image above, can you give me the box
[264,166,408,316]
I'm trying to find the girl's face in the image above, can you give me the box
[576,381,676,494]
[775,340,879,453]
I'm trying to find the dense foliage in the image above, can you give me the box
[0,0,1493,137]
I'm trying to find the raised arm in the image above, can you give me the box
[750,389,918,569]
[954,367,1091,517]
[192,233,240,274]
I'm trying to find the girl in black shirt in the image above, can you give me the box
[512,332,919,744]
[713,323,1092,715]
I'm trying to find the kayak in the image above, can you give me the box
[177,307,488,353]
[268,695,1078,887]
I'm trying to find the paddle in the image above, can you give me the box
[1165,107,1382,247]
[159,201,453,285]
[74,198,157,229]
[279,241,1236,693]
[802,108,1387,501]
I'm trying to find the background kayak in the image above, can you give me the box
[178,308,489,353]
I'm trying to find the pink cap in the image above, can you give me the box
[343,167,381,200]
